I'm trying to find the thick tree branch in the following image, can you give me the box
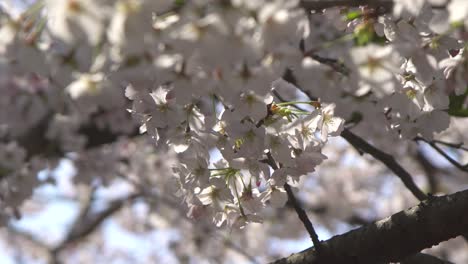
[270,188,468,264]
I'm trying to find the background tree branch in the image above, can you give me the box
[341,129,428,201]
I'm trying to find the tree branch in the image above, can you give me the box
[52,193,140,254]
[265,152,323,254]
[415,137,468,173]
[284,183,323,252]
[341,129,428,201]
[429,139,468,152]
[299,0,393,11]
[270,188,468,264]
[415,149,439,194]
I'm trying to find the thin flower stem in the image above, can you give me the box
[208,168,231,171]
[276,101,319,106]
[233,178,246,217]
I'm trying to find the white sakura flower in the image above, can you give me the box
[439,51,468,96]
[66,72,105,99]
[46,0,105,45]
[198,184,234,212]
[293,145,328,176]
[350,44,403,96]
[187,203,212,221]
[283,111,321,150]
[239,185,264,214]
[265,133,293,167]
[380,92,423,122]
[181,154,210,190]
[0,22,48,76]
[149,86,183,129]
[221,110,266,158]
[271,78,299,101]
[416,111,450,139]
[231,213,263,229]
[429,9,450,34]
[257,1,309,54]
[315,104,345,141]
[214,204,240,228]
[401,86,425,114]
[422,80,449,112]
[107,0,170,59]
[448,0,468,26]
[224,67,275,122]
[186,195,213,221]
[263,186,288,208]
[230,157,270,183]
[393,0,426,16]
[234,90,273,122]
[269,167,289,187]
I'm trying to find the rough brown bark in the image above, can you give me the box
[270,189,468,264]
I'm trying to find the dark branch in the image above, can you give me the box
[265,152,323,254]
[430,139,468,152]
[270,188,468,264]
[52,193,140,254]
[284,183,323,253]
[415,150,439,194]
[415,137,468,173]
[341,129,428,201]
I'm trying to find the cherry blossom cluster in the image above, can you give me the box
[0,0,467,229]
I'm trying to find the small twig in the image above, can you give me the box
[415,137,468,173]
[415,150,439,194]
[283,183,324,253]
[6,225,50,250]
[304,53,350,76]
[341,129,428,201]
[52,193,141,254]
[272,90,304,111]
[265,152,324,255]
[431,139,468,152]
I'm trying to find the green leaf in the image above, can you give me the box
[174,0,185,7]
[346,11,362,21]
[354,22,387,46]
[448,88,468,117]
